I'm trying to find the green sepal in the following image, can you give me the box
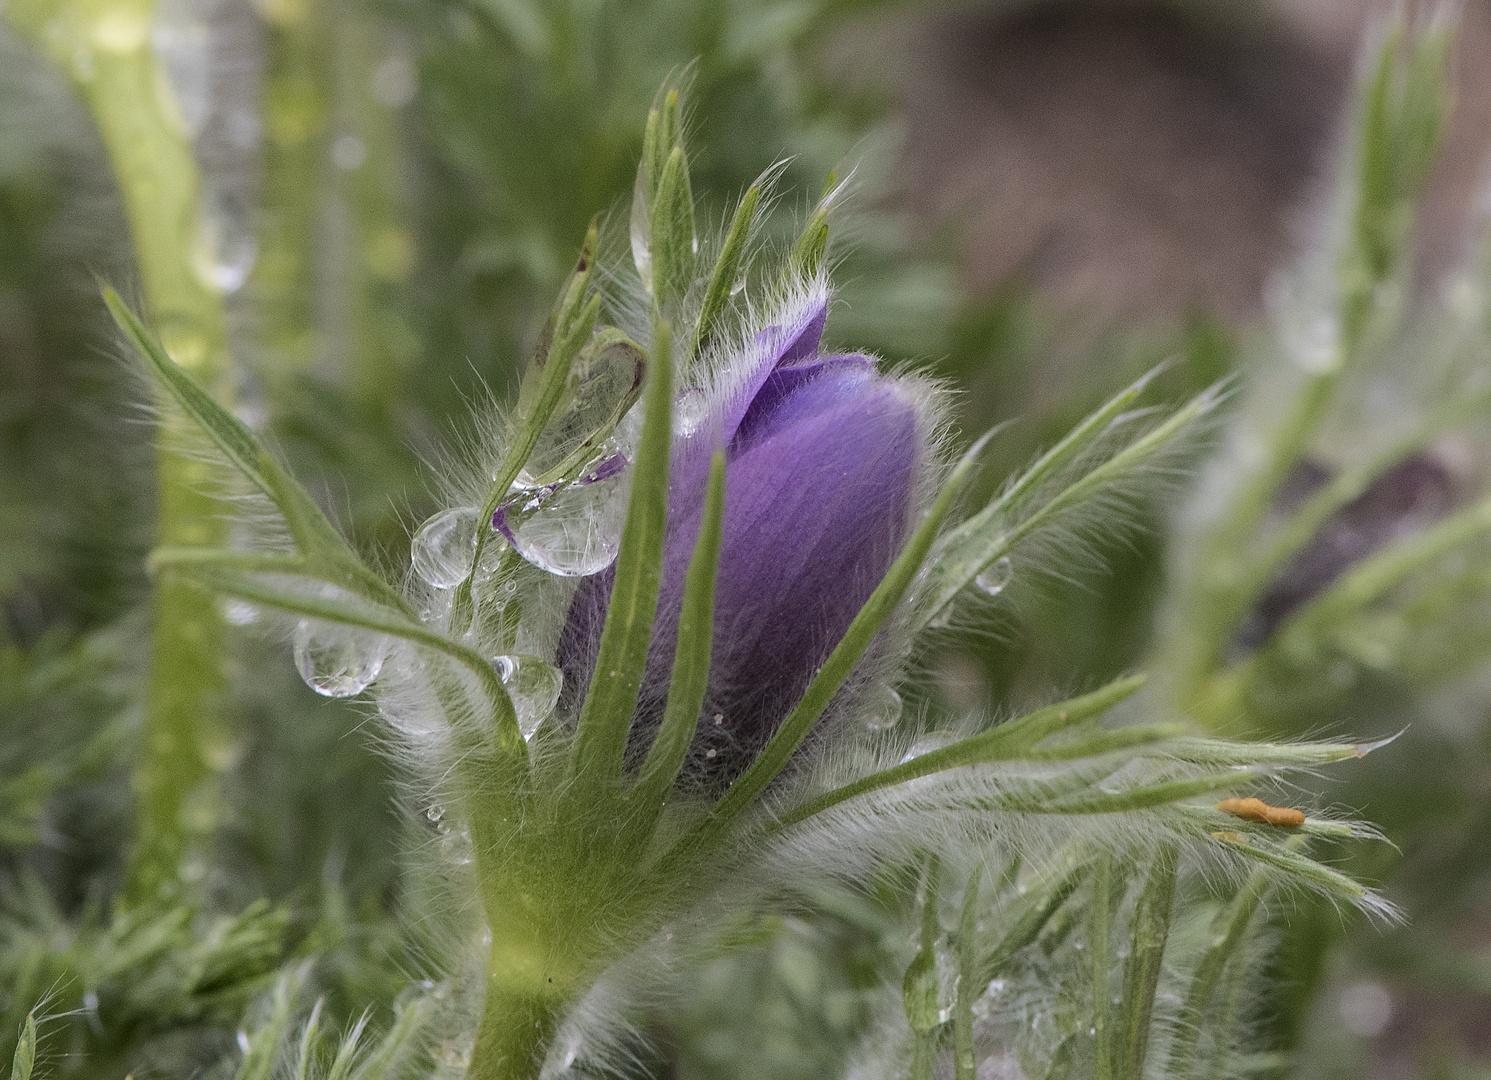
[629,449,726,831]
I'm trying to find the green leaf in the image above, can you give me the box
[631,449,726,827]
[1092,855,1116,1080]
[457,226,605,631]
[569,318,674,791]
[104,290,410,617]
[952,870,981,1080]
[904,855,945,1080]
[151,549,522,755]
[975,858,1085,986]
[1273,491,1491,655]
[1167,852,1293,1080]
[774,674,1147,830]
[919,378,1218,630]
[233,964,309,1080]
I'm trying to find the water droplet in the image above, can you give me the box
[519,340,645,484]
[504,472,628,577]
[1294,315,1339,374]
[493,654,562,740]
[975,556,1013,596]
[425,804,444,823]
[673,388,709,438]
[370,52,416,107]
[151,0,209,136]
[412,507,481,589]
[864,685,902,731]
[440,825,474,866]
[223,599,257,626]
[331,133,367,170]
[293,621,384,697]
[191,189,257,294]
[95,9,149,52]
[237,1030,251,1054]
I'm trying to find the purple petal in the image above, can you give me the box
[559,345,921,779]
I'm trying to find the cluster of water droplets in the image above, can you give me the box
[499,461,630,578]
[293,621,387,698]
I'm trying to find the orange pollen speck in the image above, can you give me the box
[1216,797,1306,827]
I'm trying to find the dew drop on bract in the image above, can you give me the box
[493,654,562,741]
[975,556,1013,597]
[520,339,645,484]
[293,621,385,697]
[864,685,903,731]
[412,506,480,589]
[507,472,627,577]
[674,388,709,438]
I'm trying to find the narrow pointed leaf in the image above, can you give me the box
[457,227,603,628]
[633,449,726,820]
[775,675,1146,829]
[151,550,521,753]
[703,425,1000,832]
[693,184,760,356]
[1113,846,1177,1080]
[106,290,411,616]
[571,319,674,790]
[9,1015,34,1080]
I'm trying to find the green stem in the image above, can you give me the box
[952,870,981,1080]
[7,0,234,905]
[254,0,331,379]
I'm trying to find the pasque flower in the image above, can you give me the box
[560,288,930,776]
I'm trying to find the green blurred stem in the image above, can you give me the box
[7,0,233,904]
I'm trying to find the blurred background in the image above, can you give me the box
[3,0,1490,1077]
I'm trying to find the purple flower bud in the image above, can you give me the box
[560,292,929,777]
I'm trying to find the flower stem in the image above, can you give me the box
[7,0,234,905]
